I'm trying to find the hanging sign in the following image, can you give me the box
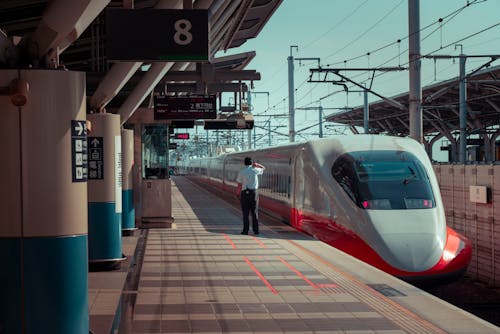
[71,120,88,182]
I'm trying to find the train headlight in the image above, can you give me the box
[361,199,391,209]
[442,234,466,261]
[404,198,434,209]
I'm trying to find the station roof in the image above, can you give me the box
[325,64,500,138]
[0,0,283,112]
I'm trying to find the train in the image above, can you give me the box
[182,135,472,284]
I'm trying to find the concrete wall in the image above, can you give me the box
[434,164,500,287]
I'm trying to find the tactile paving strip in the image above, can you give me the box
[278,238,448,334]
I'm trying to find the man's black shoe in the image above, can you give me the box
[254,232,259,235]
[241,232,248,235]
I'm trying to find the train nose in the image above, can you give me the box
[367,209,446,272]
[379,233,443,271]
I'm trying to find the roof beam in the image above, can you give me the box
[159,69,260,82]
[486,98,500,113]
[21,0,110,63]
[166,82,248,93]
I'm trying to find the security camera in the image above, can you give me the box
[9,78,29,107]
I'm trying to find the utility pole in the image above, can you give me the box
[308,67,405,133]
[363,88,369,134]
[288,46,321,142]
[268,119,271,146]
[408,0,422,143]
[423,53,499,162]
[458,46,466,163]
[295,106,338,138]
[319,105,323,138]
[249,91,270,149]
[288,46,298,142]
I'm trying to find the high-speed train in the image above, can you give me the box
[184,135,472,284]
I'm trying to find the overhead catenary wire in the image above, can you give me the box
[296,18,500,112]
[265,0,487,116]
[323,0,405,61]
[324,0,486,67]
[256,0,495,143]
[260,0,371,92]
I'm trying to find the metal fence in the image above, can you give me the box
[433,164,500,287]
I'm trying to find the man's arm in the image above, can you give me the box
[252,162,265,170]
[236,182,242,198]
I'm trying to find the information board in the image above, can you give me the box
[106,9,209,61]
[170,120,195,128]
[204,120,254,130]
[71,120,88,182]
[154,95,216,120]
[88,137,104,180]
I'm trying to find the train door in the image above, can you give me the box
[222,156,227,186]
[292,151,305,227]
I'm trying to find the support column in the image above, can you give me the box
[458,53,467,163]
[87,113,125,270]
[408,0,422,143]
[363,89,369,134]
[121,129,136,235]
[318,105,323,138]
[288,47,296,142]
[0,70,89,333]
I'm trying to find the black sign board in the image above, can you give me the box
[154,95,216,120]
[88,137,104,180]
[106,9,209,61]
[204,120,254,130]
[71,120,88,182]
[171,120,195,128]
[169,143,178,150]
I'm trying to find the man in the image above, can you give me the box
[236,157,265,235]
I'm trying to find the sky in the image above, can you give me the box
[214,0,500,158]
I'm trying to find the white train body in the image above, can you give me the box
[185,135,471,282]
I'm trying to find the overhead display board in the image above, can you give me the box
[106,9,209,61]
[154,95,217,120]
[170,120,195,128]
[204,120,254,130]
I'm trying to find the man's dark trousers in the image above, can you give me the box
[240,189,259,234]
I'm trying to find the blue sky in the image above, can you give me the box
[217,0,500,153]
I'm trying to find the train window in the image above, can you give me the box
[332,150,435,210]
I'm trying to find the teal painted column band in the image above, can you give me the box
[24,235,88,333]
[88,202,123,260]
[0,238,21,334]
[122,189,135,230]
[0,236,89,333]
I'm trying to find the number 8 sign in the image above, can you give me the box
[106,9,209,61]
[174,19,193,45]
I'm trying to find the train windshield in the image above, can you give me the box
[331,150,435,210]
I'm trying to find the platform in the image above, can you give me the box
[90,176,500,333]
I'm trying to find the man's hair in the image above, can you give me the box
[244,157,252,166]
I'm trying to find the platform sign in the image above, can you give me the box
[71,120,88,182]
[204,120,254,130]
[174,133,190,140]
[115,136,122,213]
[88,137,104,180]
[154,95,216,120]
[170,120,195,128]
[106,9,209,61]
